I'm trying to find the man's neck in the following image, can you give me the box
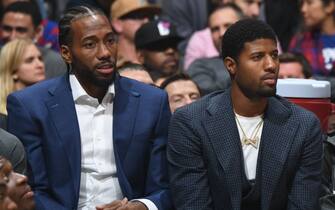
[74,74,109,103]
[231,84,267,117]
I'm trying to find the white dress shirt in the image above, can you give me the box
[235,113,264,180]
[70,75,157,210]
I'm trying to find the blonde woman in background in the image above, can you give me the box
[0,39,45,115]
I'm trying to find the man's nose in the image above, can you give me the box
[250,4,260,18]
[14,172,28,185]
[97,43,111,59]
[9,30,17,41]
[264,55,278,72]
[219,27,226,37]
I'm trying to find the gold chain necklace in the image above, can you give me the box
[235,115,264,149]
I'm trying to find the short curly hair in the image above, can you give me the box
[221,19,277,62]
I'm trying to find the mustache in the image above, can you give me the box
[261,73,277,80]
[163,57,178,66]
[95,60,116,69]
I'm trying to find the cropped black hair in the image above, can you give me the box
[210,3,244,21]
[58,5,105,47]
[1,1,42,28]
[221,19,277,62]
[160,73,201,95]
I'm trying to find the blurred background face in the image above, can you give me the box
[209,7,241,51]
[13,43,45,89]
[232,0,261,18]
[0,182,17,210]
[165,80,200,112]
[1,12,37,44]
[300,0,334,29]
[0,160,34,210]
[279,62,305,78]
[141,43,179,76]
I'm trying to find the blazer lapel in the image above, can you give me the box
[113,75,140,197]
[45,74,81,196]
[260,97,298,210]
[203,91,242,209]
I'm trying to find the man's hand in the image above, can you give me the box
[115,201,148,210]
[96,197,128,210]
[96,198,148,210]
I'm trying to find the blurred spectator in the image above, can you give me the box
[111,0,161,66]
[279,52,313,79]
[161,0,210,54]
[184,3,243,70]
[0,1,42,45]
[118,62,154,85]
[66,0,115,17]
[161,0,262,55]
[160,73,200,113]
[0,129,26,174]
[0,156,34,210]
[289,0,335,77]
[0,39,45,115]
[0,180,17,210]
[186,3,243,95]
[188,57,231,95]
[135,19,181,82]
[1,0,60,52]
[0,1,67,78]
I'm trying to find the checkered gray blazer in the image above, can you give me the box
[168,89,323,210]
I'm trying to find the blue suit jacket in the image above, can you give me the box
[168,89,323,210]
[7,74,172,210]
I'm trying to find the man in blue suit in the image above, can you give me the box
[6,6,172,210]
[168,19,323,210]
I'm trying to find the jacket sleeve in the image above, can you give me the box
[167,109,213,210]
[287,116,323,210]
[7,94,67,210]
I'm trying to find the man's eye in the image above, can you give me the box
[210,27,219,33]
[106,38,116,46]
[83,42,96,48]
[251,54,262,61]
[271,52,279,59]
[173,98,182,103]
[190,94,200,100]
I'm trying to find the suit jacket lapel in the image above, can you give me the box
[260,97,298,210]
[45,74,81,196]
[113,75,140,196]
[203,91,242,209]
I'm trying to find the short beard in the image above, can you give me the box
[237,80,276,101]
[73,66,116,89]
[91,72,115,88]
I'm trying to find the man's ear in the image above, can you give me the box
[325,1,335,15]
[60,45,72,64]
[136,50,145,64]
[224,57,237,77]
[111,19,123,34]
[34,24,44,42]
